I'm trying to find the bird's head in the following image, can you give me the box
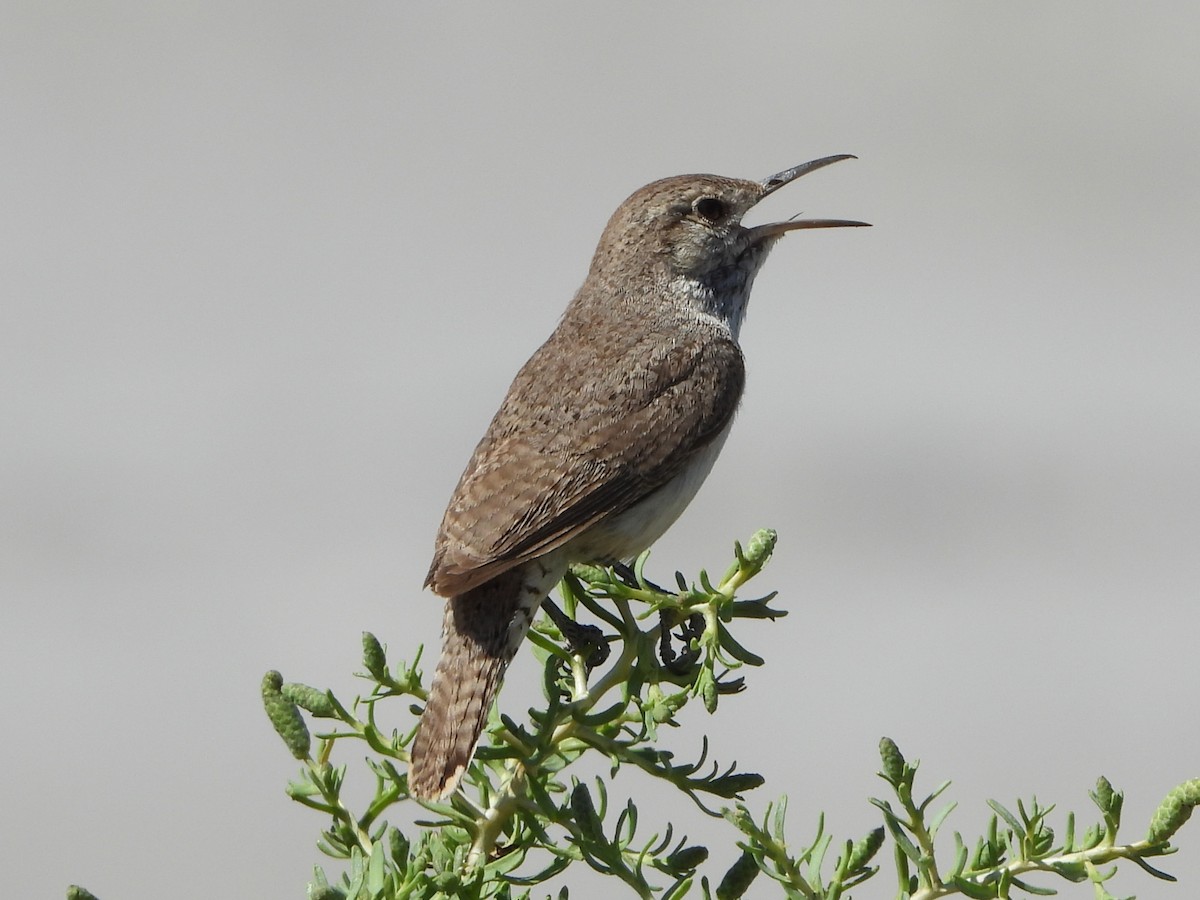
[580,156,868,337]
[589,155,869,284]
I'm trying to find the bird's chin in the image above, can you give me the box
[738,235,781,267]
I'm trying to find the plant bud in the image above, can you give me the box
[262,670,311,759]
[362,632,387,681]
[715,850,760,899]
[879,737,905,783]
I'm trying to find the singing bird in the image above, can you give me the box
[408,155,867,799]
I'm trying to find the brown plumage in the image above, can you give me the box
[408,157,867,800]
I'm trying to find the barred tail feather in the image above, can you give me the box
[408,569,541,800]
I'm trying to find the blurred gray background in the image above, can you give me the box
[3,3,1197,897]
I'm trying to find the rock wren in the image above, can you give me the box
[409,155,868,799]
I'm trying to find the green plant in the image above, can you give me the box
[253,530,1197,899]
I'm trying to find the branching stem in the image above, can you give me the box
[911,840,1161,900]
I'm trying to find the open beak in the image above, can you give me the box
[747,154,870,240]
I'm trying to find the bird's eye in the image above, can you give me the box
[693,197,725,223]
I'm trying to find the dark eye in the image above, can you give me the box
[693,197,725,223]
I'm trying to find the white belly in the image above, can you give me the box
[565,426,731,564]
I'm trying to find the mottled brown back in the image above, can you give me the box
[425,323,745,598]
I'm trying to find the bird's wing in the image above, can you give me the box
[425,329,744,596]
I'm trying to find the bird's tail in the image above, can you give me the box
[408,568,543,800]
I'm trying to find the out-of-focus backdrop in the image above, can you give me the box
[4,4,1197,897]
